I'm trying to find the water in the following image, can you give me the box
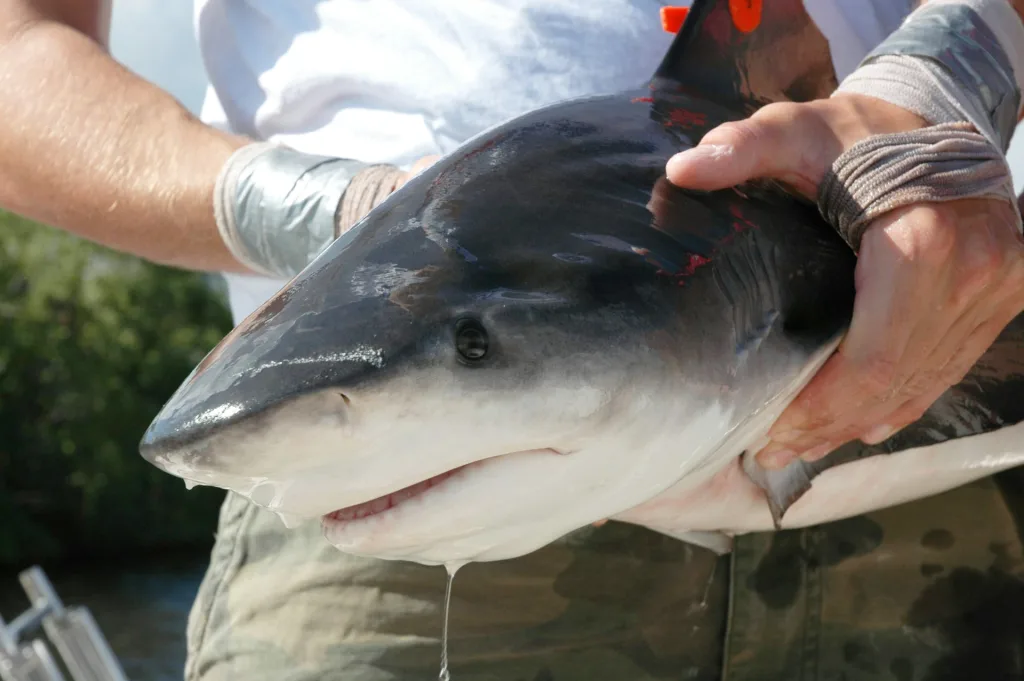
[438,562,464,681]
[438,573,453,681]
[0,554,208,681]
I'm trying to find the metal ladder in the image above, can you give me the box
[0,567,129,681]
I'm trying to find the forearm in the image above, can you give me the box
[919,0,1024,16]
[0,13,251,272]
[1002,0,1024,122]
[998,0,1024,22]
[913,0,1024,120]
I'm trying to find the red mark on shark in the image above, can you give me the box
[667,109,707,129]
[632,248,712,286]
[683,253,711,273]
[677,254,711,285]
[631,96,654,104]
[730,203,758,234]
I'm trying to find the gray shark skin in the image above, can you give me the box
[140,0,1024,564]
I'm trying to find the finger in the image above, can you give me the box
[754,348,870,469]
[834,204,1015,441]
[757,199,1024,471]
[776,232,926,436]
[826,201,1024,446]
[853,295,989,442]
[757,225,946,468]
[409,154,441,175]
[760,314,992,468]
[802,288,1009,451]
[756,315,963,468]
[395,155,442,190]
[848,320,982,446]
[665,104,826,196]
[861,306,1018,442]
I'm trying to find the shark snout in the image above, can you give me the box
[139,265,427,502]
[140,382,416,519]
[140,382,352,475]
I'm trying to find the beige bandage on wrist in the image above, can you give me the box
[819,0,1024,251]
[335,165,407,238]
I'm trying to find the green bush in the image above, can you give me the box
[0,212,232,566]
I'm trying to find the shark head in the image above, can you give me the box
[141,0,858,564]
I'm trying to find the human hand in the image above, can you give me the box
[396,155,441,189]
[665,94,1024,469]
[335,155,440,236]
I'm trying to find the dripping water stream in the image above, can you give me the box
[439,562,465,681]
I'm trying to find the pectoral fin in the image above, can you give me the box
[741,451,816,529]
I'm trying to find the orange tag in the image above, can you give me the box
[660,6,689,34]
[729,0,762,33]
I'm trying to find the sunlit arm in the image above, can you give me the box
[914,0,1024,121]
[1008,0,1024,124]
[0,0,253,272]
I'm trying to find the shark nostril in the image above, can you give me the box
[338,392,352,407]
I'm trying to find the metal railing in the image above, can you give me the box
[0,567,129,681]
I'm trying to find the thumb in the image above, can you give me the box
[408,154,441,175]
[665,103,829,198]
[395,154,442,190]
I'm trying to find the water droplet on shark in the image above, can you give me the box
[553,252,592,264]
[439,562,466,681]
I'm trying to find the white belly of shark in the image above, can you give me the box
[615,419,1024,551]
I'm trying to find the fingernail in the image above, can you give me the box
[758,447,796,470]
[768,428,805,444]
[800,442,835,463]
[862,424,893,445]
[667,145,733,172]
[689,144,733,161]
[748,435,771,454]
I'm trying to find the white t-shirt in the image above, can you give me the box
[193,0,913,324]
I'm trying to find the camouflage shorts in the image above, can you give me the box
[184,473,1024,681]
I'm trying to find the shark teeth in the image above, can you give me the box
[324,465,467,523]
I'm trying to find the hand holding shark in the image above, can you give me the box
[666,94,1024,471]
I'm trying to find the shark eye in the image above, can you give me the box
[454,318,489,362]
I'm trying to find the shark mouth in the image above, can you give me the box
[321,447,567,525]
[323,464,471,524]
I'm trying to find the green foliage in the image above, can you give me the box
[0,212,231,566]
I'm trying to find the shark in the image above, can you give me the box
[139,0,1024,565]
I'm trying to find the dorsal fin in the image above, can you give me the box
[652,0,838,114]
